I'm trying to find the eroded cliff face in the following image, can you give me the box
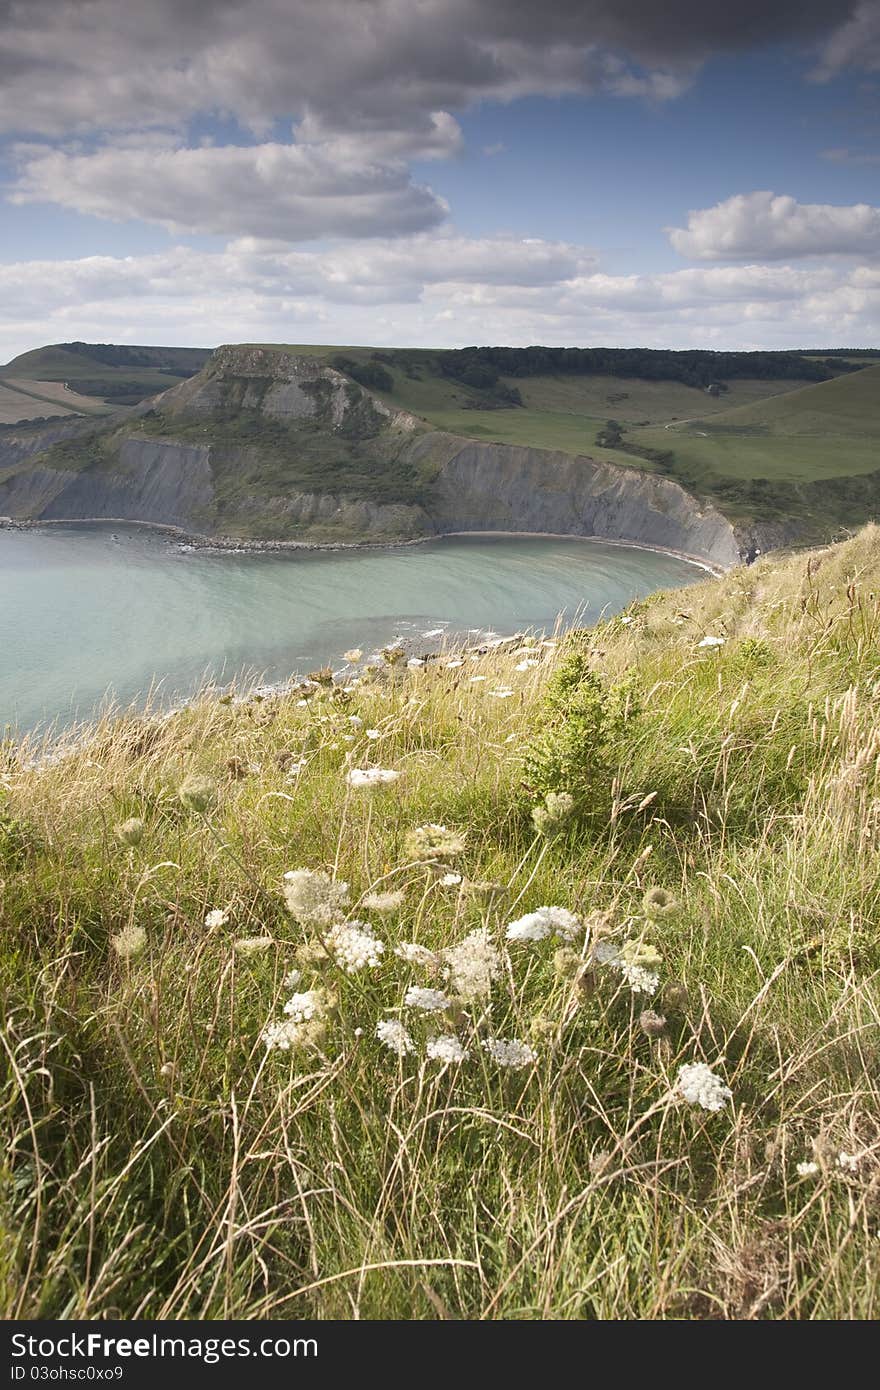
[0,347,743,567]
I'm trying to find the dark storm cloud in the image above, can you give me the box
[0,1,869,137]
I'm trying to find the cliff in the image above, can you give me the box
[0,345,743,567]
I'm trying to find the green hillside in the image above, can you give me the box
[3,528,880,1318]
[0,341,212,406]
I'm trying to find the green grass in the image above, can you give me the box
[0,343,212,406]
[2,529,879,1319]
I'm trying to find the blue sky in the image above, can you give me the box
[1,1,879,357]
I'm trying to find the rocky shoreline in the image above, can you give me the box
[0,513,726,575]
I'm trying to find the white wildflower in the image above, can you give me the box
[619,615,634,626]
[443,928,500,1001]
[395,942,440,969]
[404,986,452,1012]
[514,659,539,671]
[469,675,487,683]
[348,714,364,727]
[796,1161,820,1177]
[285,760,307,779]
[376,1019,415,1056]
[426,1035,469,1064]
[365,728,381,740]
[439,872,462,887]
[363,889,405,914]
[343,648,363,663]
[404,823,466,861]
[482,1037,537,1069]
[260,1018,301,1051]
[204,908,230,929]
[283,990,324,1023]
[324,920,384,973]
[234,936,273,958]
[282,868,349,926]
[111,924,146,960]
[619,963,660,995]
[505,905,583,944]
[283,968,302,990]
[676,1062,732,1112]
[444,659,464,669]
[345,767,401,788]
[837,1151,860,1172]
[488,688,514,698]
[697,635,725,649]
[407,657,425,669]
[614,940,662,994]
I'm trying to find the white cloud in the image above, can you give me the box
[668,192,880,261]
[10,140,449,241]
[1,235,878,364]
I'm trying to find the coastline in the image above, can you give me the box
[0,513,729,576]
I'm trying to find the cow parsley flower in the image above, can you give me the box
[114,817,145,847]
[676,1062,732,1112]
[111,924,147,960]
[697,635,725,649]
[426,1035,469,1064]
[363,889,405,914]
[345,767,401,788]
[642,887,680,921]
[283,968,302,990]
[394,942,440,969]
[178,773,217,813]
[443,928,500,1001]
[837,1151,860,1172]
[376,1019,415,1056]
[531,791,576,837]
[283,990,324,1023]
[439,872,462,887]
[505,905,583,944]
[796,1161,820,1177]
[614,940,662,995]
[483,1037,537,1069]
[404,986,452,1012]
[204,908,230,929]
[514,659,539,671]
[488,688,514,698]
[404,823,466,861]
[282,868,349,926]
[324,920,384,973]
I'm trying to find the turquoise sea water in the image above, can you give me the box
[0,525,700,735]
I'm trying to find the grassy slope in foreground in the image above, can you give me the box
[2,528,879,1319]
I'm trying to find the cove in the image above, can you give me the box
[0,525,700,735]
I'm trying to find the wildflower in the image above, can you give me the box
[114,817,145,847]
[111,924,146,960]
[404,986,452,1012]
[426,1035,469,1064]
[796,1161,820,1177]
[345,767,401,788]
[261,1016,328,1051]
[642,887,680,921]
[488,688,514,698]
[348,714,364,728]
[343,649,363,663]
[404,823,466,861]
[531,791,576,837]
[178,773,217,813]
[395,942,440,969]
[615,940,662,995]
[514,659,539,671]
[443,928,500,1001]
[639,1009,667,1038]
[464,879,505,902]
[619,615,634,626]
[324,920,384,973]
[407,657,425,669]
[363,889,405,913]
[553,946,581,979]
[234,936,273,957]
[285,760,307,779]
[697,635,725,649]
[283,989,325,1023]
[282,868,349,926]
[506,905,583,944]
[376,1019,415,1056]
[676,1061,732,1112]
[204,908,230,929]
[439,872,462,887]
[482,1037,537,1069]
[365,728,380,740]
[837,1151,860,1172]
[283,968,302,990]
[469,675,487,683]
[444,659,464,669]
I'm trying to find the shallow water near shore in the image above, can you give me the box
[0,524,699,735]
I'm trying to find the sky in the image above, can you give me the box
[1,0,879,358]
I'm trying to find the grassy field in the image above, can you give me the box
[0,379,111,424]
[2,529,879,1319]
[0,343,212,406]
